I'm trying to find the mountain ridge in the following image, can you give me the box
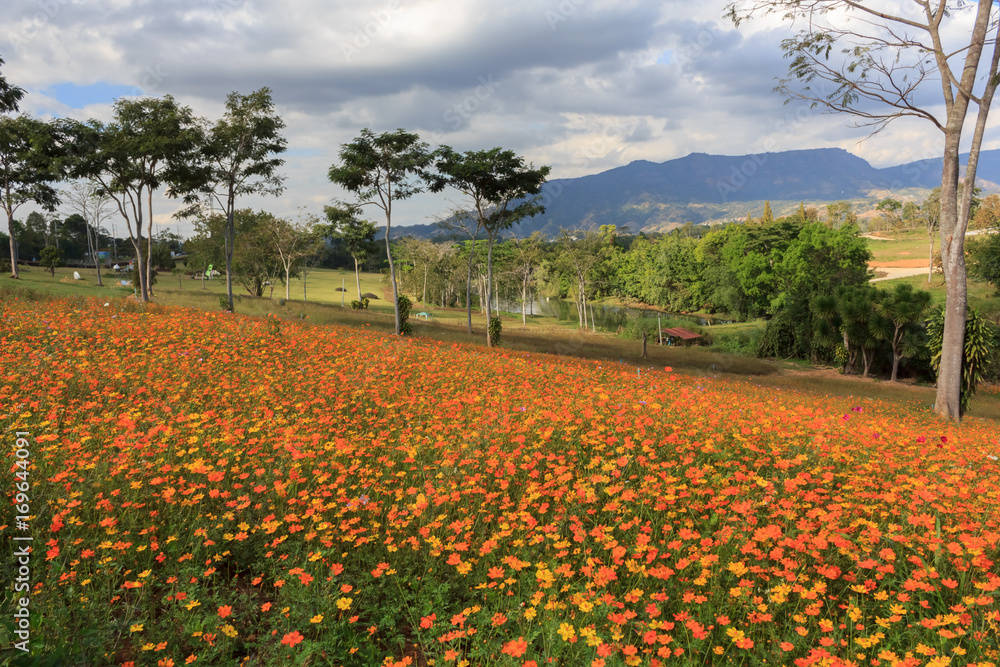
[397,147,1000,239]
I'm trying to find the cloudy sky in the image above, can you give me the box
[3,0,996,234]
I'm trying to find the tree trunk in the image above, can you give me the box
[385,216,401,335]
[862,348,873,378]
[931,0,995,421]
[354,257,362,302]
[521,279,527,328]
[423,264,428,305]
[465,241,475,334]
[485,235,495,347]
[146,189,154,299]
[7,212,18,279]
[285,265,291,300]
[928,233,934,282]
[641,331,648,359]
[225,207,235,312]
[87,221,103,287]
[935,130,968,420]
[132,231,148,302]
[889,326,906,382]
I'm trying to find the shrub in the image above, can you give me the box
[351,298,369,310]
[398,294,412,336]
[488,316,502,347]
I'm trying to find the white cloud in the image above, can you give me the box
[2,0,998,234]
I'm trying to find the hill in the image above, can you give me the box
[396,147,1000,239]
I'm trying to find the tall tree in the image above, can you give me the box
[510,232,545,328]
[0,116,64,278]
[0,56,25,115]
[921,189,941,283]
[72,96,203,301]
[188,209,282,297]
[325,204,379,303]
[437,210,483,333]
[429,147,550,346]
[328,129,432,335]
[63,180,115,286]
[189,88,287,312]
[875,198,903,232]
[726,0,1000,421]
[558,230,607,331]
[268,211,322,301]
[761,200,774,225]
[825,201,857,228]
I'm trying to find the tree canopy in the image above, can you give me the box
[725,0,1000,421]
[0,116,65,277]
[329,128,433,335]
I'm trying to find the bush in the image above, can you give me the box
[361,292,379,300]
[219,295,231,312]
[488,316,502,347]
[351,298,369,310]
[710,327,764,356]
[398,294,412,336]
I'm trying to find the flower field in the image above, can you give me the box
[2,295,999,667]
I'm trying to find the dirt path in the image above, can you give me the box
[871,266,932,282]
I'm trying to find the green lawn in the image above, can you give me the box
[864,228,932,263]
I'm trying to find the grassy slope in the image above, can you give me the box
[6,262,998,421]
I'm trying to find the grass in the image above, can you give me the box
[6,263,999,421]
[864,228,933,263]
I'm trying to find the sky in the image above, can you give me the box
[3,0,998,235]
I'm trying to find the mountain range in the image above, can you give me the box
[400,147,1000,239]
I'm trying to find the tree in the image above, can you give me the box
[429,147,550,346]
[558,231,607,331]
[268,211,322,301]
[510,232,545,327]
[761,200,774,225]
[875,198,902,232]
[727,0,1000,421]
[921,189,941,282]
[394,236,442,306]
[873,283,932,382]
[0,56,25,115]
[826,201,857,228]
[188,88,287,312]
[63,180,115,286]
[188,209,282,298]
[436,209,484,333]
[72,96,203,301]
[0,116,64,278]
[326,204,378,304]
[39,244,62,276]
[329,129,432,336]
[927,306,998,416]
